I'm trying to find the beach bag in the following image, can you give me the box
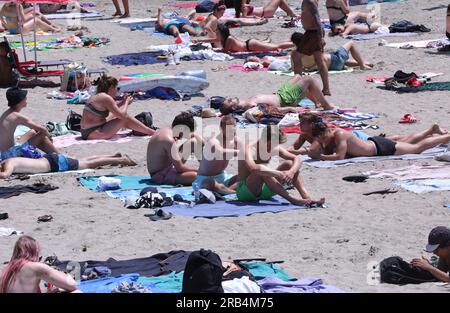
[195,0,215,13]
[66,110,82,131]
[132,112,157,136]
[379,256,438,285]
[61,63,89,92]
[182,249,225,293]
[46,122,70,137]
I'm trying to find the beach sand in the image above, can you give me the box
[0,0,449,292]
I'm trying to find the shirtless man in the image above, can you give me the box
[237,124,325,206]
[146,112,202,186]
[219,75,334,115]
[155,7,202,38]
[0,87,58,161]
[311,123,450,160]
[299,0,330,95]
[0,152,136,179]
[194,115,239,195]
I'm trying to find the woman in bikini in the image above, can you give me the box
[0,2,61,34]
[199,23,294,52]
[80,75,156,140]
[326,0,376,34]
[331,20,384,36]
[234,0,299,18]
[0,236,80,293]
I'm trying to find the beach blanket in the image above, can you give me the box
[230,51,288,59]
[344,32,416,41]
[258,277,344,293]
[171,2,198,8]
[119,21,156,29]
[9,36,109,51]
[78,175,175,191]
[225,65,269,72]
[269,68,354,77]
[394,82,450,93]
[143,28,172,38]
[163,196,314,218]
[299,145,447,168]
[104,52,167,66]
[44,11,103,20]
[385,38,450,48]
[399,179,450,194]
[365,164,450,181]
[52,133,150,149]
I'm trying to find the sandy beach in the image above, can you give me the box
[0,0,449,292]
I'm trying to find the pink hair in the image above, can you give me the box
[0,235,40,293]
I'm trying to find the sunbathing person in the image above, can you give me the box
[0,236,80,293]
[291,35,373,71]
[155,7,202,38]
[237,124,324,206]
[80,75,156,140]
[234,0,299,18]
[289,113,449,156]
[326,0,376,34]
[194,115,239,195]
[195,23,294,52]
[411,226,450,283]
[0,3,61,34]
[0,87,58,161]
[439,4,450,52]
[310,122,450,160]
[219,75,335,115]
[331,20,384,36]
[0,152,136,179]
[146,112,203,186]
[39,2,87,14]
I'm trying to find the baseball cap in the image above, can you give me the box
[424,226,450,253]
[6,87,27,107]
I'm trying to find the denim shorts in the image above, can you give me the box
[329,47,350,71]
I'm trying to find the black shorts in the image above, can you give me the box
[368,136,397,156]
[44,153,79,172]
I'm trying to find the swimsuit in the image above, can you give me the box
[245,38,252,51]
[276,82,305,107]
[150,164,178,185]
[193,171,233,188]
[327,1,347,28]
[80,103,109,140]
[163,17,193,34]
[368,136,397,156]
[350,130,370,141]
[236,180,274,202]
[329,46,350,71]
[0,141,29,161]
[43,153,79,172]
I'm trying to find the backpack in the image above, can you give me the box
[195,0,215,13]
[379,256,438,285]
[66,110,82,132]
[132,112,157,136]
[182,249,225,293]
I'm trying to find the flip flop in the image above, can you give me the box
[149,209,173,221]
[0,213,8,220]
[342,175,369,183]
[37,215,53,223]
[399,114,418,124]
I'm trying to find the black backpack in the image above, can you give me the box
[182,249,225,293]
[66,110,82,131]
[380,256,438,285]
[132,112,157,136]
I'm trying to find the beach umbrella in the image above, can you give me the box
[1,0,75,66]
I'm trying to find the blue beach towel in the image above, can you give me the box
[104,52,167,66]
[78,175,176,191]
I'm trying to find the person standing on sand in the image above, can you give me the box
[298,0,331,96]
[112,0,130,18]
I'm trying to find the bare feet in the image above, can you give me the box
[120,13,130,18]
[112,11,122,17]
[292,197,325,206]
[360,63,373,70]
[432,123,448,135]
[114,152,122,158]
[322,89,331,96]
[122,154,137,166]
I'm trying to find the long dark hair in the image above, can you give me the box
[94,75,118,94]
[217,23,230,47]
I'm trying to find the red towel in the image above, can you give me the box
[171,2,198,8]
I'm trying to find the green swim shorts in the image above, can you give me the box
[276,82,305,107]
[236,180,275,202]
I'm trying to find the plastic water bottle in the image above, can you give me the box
[192,181,200,203]
[97,176,121,191]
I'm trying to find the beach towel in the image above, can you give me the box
[239,261,296,281]
[171,2,198,8]
[0,183,58,199]
[225,65,269,72]
[78,274,140,293]
[365,164,450,181]
[268,68,354,77]
[258,277,344,293]
[163,196,316,218]
[299,145,447,168]
[0,227,23,237]
[137,272,183,293]
[385,38,449,48]
[398,179,450,194]
[119,21,156,29]
[9,36,109,51]
[44,11,103,20]
[104,52,167,66]
[230,51,288,59]
[52,133,150,148]
[78,175,176,191]
[394,82,450,93]
[344,32,416,41]
[27,169,94,178]
[349,0,403,5]
[143,28,173,38]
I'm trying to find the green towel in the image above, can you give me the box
[239,261,296,281]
